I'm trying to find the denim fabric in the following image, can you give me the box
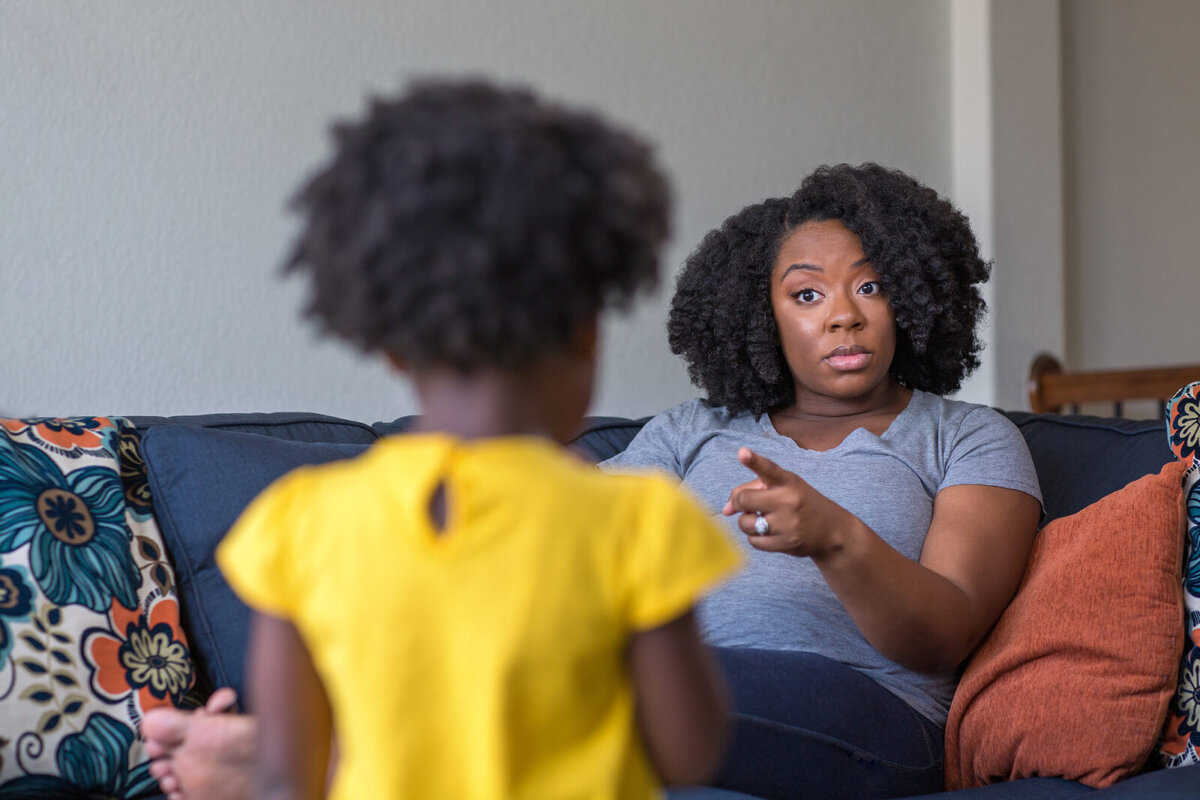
[707,648,944,800]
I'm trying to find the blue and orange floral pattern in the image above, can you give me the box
[1162,633,1200,767]
[0,419,117,461]
[0,712,156,798]
[0,440,138,614]
[115,421,154,524]
[1159,381,1200,768]
[0,417,193,793]
[0,565,33,671]
[1187,511,1200,601]
[1189,479,1200,529]
[83,596,193,713]
[1168,385,1200,466]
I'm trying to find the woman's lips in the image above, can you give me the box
[825,347,871,371]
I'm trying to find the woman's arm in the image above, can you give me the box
[726,448,1040,673]
[628,610,730,786]
[247,611,333,800]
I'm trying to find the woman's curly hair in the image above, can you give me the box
[284,78,670,370]
[668,163,989,415]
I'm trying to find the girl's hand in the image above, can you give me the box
[721,447,855,559]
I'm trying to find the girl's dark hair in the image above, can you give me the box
[668,163,989,415]
[284,78,670,370]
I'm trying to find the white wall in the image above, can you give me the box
[988,0,1067,411]
[949,0,997,406]
[1062,0,1200,374]
[1,1,953,422]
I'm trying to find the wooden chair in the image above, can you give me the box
[1027,353,1200,417]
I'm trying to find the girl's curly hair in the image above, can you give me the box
[668,163,989,415]
[284,78,670,370]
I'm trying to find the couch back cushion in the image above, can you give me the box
[140,424,369,706]
[126,411,379,445]
[1001,411,1174,523]
[568,416,652,462]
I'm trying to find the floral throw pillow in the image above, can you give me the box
[1159,382,1200,768]
[0,417,195,797]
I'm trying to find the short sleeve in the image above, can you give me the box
[943,408,1043,505]
[216,472,309,618]
[601,405,690,477]
[619,476,742,632]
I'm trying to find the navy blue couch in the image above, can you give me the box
[126,409,1200,798]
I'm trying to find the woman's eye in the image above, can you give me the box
[794,288,820,303]
[858,281,882,296]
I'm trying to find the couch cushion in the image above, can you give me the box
[0,417,193,797]
[125,411,379,445]
[1001,411,1173,523]
[570,416,651,463]
[945,459,1188,790]
[1084,762,1200,798]
[901,776,1094,799]
[141,425,368,706]
[371,415,419,437]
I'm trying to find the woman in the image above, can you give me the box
[603,163,1042,799]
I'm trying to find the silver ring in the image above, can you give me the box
[754,511,770,536]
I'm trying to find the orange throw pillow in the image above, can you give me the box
[945,460,1188,790]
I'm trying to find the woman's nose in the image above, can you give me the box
[826,293,865,331]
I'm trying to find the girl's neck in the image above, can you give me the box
[412,374,549,439]
[407,359,590,444]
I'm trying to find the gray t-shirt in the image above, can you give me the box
[601,390,1041,725]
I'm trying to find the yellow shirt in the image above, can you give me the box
[218,434,740,800]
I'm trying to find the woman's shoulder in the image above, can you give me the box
[651,397,747,428]
[638,397,762,447]
[909,390,1013,431]
[906,391,1031,466]
[906,392,1040,498]
[602,397,755,473]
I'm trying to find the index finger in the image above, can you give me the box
[737,447,791,487]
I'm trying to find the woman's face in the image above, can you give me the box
[769,219,897,408]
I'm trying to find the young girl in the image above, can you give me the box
[215,79,741,800]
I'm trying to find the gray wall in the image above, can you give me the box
[7,2,1190,422]
[2,1,952,421]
